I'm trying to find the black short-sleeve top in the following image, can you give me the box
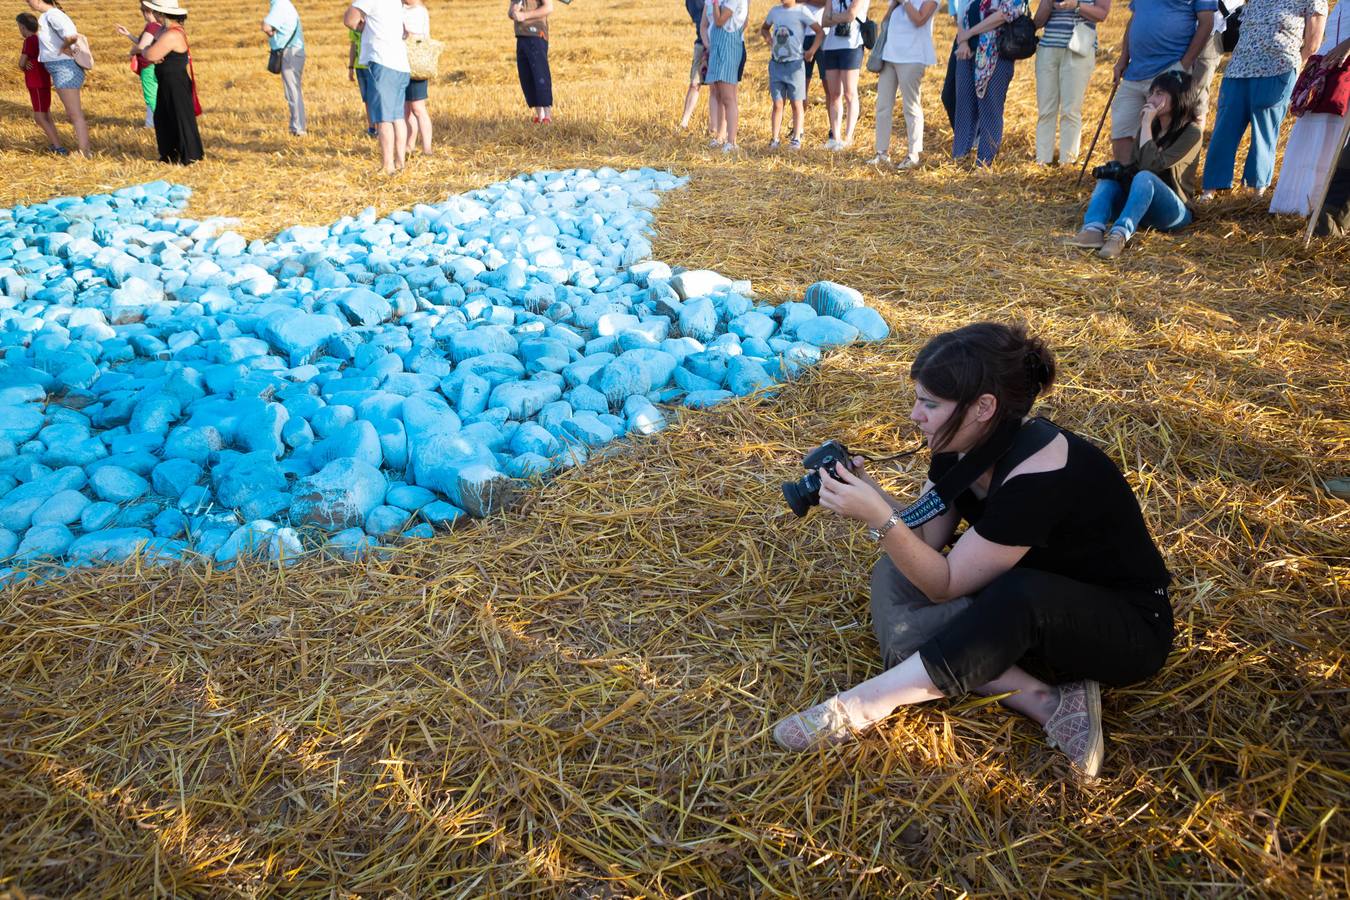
[928,424,1171,591]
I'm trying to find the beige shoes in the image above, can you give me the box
[1065,227,1105,249]
[1044,680,1104,779]
[772,697,858,751]
[1097,231,1128,259]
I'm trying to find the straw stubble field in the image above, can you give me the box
[1,0,1347,896]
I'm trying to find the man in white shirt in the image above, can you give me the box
[342,0,411,173]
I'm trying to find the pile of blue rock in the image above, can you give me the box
[0,168,888,576]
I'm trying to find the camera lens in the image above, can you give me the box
[782,472,822,517]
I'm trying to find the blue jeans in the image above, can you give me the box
[1201,70,1296,190]
[1082,171,1192,240]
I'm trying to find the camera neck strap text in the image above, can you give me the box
[898,418,1059,528]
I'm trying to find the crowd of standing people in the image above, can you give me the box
[9,0,1349,243]
[677,0,1350,253]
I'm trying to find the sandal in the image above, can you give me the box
[772,696,857,751]
[1044,680,1104,779]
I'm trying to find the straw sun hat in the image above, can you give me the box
[143,0,188,16]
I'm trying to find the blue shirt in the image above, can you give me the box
[1124,0,1217,80]
[687,0,707,34]
[265,0,305,52]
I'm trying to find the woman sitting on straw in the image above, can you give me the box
[1064,70,1200,259]
[772,322,1174,780]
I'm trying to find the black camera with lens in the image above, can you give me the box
[782,440,853,517]
[1091,160,1138,183]
[833,20,853,36]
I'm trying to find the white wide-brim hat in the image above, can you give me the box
[143,0,188,16]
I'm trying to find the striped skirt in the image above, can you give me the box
[706,25,744,85]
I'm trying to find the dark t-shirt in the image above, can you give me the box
[928,424,1171,591]
[687,0,707,35]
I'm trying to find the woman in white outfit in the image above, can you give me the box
[871,0,938,167]
[1270,0,1349,214]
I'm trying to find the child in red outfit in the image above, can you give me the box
[16,13,64,153]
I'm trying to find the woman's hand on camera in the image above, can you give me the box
[816,463,894,530]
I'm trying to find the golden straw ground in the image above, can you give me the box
[0,0,1347,895]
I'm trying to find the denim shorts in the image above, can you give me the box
[406,78,428,102]
[768,59,806,100]
[355,66,373,105]
[45,57,85,90]
[818,46,863,71]
[366,62,411,123]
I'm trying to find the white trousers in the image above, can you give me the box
[1034,45,1095,164]
[874,61,927,160]
[280,48,306,135]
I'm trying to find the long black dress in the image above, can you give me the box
[154,49,203,165]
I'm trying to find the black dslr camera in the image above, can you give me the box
[782,440,853,517]
[833,20,853,36]
[1091,160,1138,183]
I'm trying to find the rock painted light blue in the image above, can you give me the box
[0,168,889,570]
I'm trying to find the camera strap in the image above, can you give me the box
[897,418,1059,528]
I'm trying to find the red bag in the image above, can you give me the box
[1292,53,1350,117]
[130,22,163,74]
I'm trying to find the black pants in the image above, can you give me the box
[871,558,1174,697]
[1314,136,1350,238]
[802,34,823,89]
[940,38,958,132]
[516,36,552,108]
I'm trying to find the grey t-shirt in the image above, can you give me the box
[764,4,818,61]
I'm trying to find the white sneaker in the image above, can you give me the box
[824,138,844,151]
[722,143,739,154]
[708,138,724,149]
[897,156,919,170]
[867,153,890,166]
[769,139,781,150]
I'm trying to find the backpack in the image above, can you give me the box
[998,13,1039,60]
[1218,1,1243,54]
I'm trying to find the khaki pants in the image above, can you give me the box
[874,61,926,160]
[1034,44,1096,164]
[1190,32,1223,132]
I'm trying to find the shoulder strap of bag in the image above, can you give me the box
[897,418,1059,528]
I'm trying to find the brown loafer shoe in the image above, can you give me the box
[1044,680,1104,779]
[1064,227,1105,249]
[1097,231,1128,259]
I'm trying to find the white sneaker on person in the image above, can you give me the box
[722,143,740,154]
[824,138,844,151]
[788,137,802,150]
[897,155,920,170]
[867,153,890,166]
[769,139,781,150]
[708,138,724,150]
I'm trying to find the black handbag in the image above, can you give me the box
[1218,1,1242,53]
[267,24,298,75]
[860,17,878,49]
[997,13,1039,60]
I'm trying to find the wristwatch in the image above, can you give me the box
[868,509,903,542]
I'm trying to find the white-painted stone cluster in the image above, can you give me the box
[0,169,888,578]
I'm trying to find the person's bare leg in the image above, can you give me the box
[973,665,1061,724]
[411,99,432,153]
[377,121,396,173]
[404,103,419,155]
[708,89,724,140]
[33,110,61,149]
[723,84,739,147]
[393,118,409,169]
[790,98,804,141]
[680,82,700,128]
[825,70,843,142]
[770,97,784,143]
[842,68,860,145]
[55,88,89,156]
[834,652,946,724]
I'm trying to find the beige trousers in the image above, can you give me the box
[874,61,927,160]
[1034,44,1096,164]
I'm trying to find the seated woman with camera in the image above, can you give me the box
[1064,69,1201,260]
[771,322,1174,779]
